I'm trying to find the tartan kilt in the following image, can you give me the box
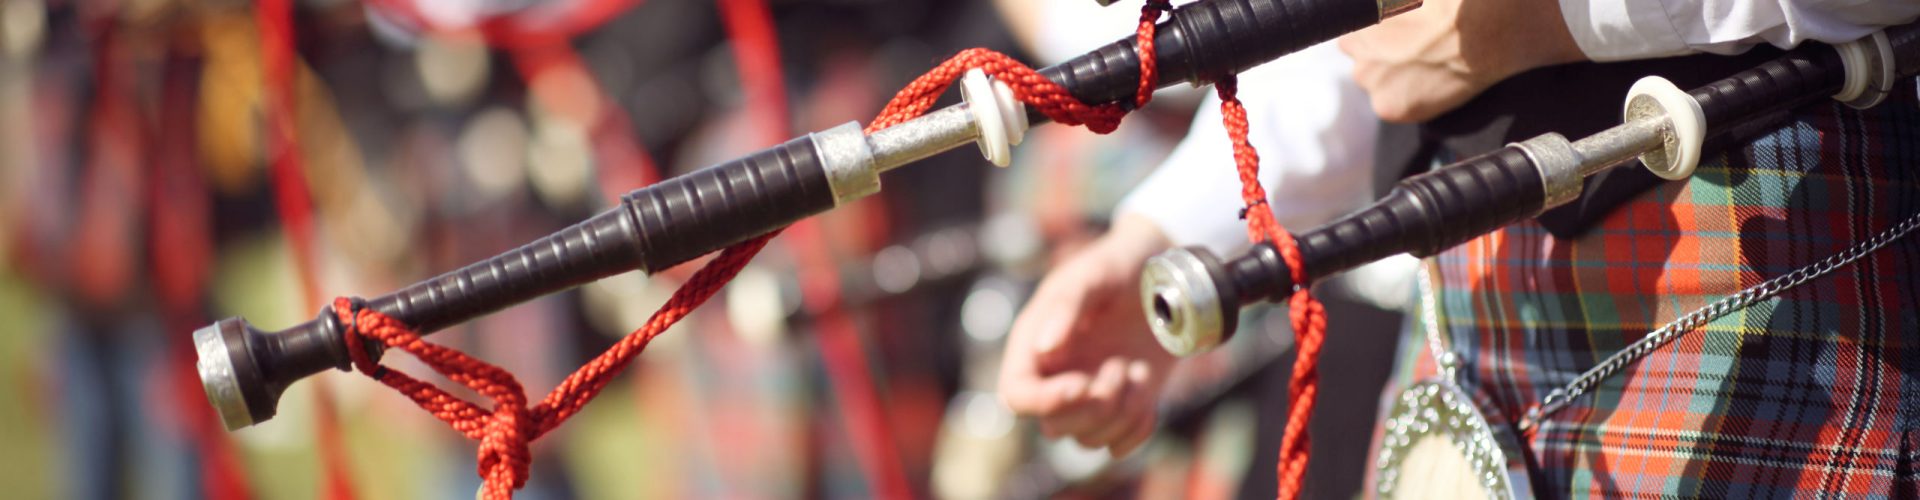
[1386,84,1920,499]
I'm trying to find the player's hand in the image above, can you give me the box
[1339,0,1586,122]
[998,213,1175,456]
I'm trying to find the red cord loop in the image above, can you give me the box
[329,232,774,499]
[867,48,1128,134]
[865,1,1168,135]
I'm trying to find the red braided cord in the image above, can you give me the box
[334,233,773,499]
[1215,78,1326,499]
[867,1,1165,136]
[331,3,1174,498]
[1134,0,1169,108]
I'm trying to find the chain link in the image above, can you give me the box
[1520,209,1920,431]
[1419,260,1459,381]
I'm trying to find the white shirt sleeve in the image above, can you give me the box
[1561,0,1920,61]
[1116,42,1379,257]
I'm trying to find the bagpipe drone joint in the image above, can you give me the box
[1623,77,1705,180]
[958,69,1030,167]
[1835,30,1895,109]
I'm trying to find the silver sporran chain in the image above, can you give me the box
[1516,209,1920,430]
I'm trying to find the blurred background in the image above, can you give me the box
[0,0,1410,497]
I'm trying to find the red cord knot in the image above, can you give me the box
[477,401,533,493]
[333,297,383,377]
[328,296,542,498]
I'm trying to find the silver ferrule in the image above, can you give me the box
[1513,133,1583,210]
[867,104,980,173]
[815,103,987,205]
[1141,248,1227,357]
[1512,112,1668,212]
[812,121,881,206]
[195,320,254,431]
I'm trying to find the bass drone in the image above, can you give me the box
[193,0,1423,431]
[1141,23,1920,357]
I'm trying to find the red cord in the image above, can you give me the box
[332,233,773,499]
[329,2,1209,498]
[1215,77,1326,500]
[866,1,1165,136]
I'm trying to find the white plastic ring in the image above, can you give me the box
[993,77,1029,147]
[960,69,1011,166]
[958,68,1028,167]
[1835,36,1871,103]
[1625,76,1706,180]
[1834,31,1894,109]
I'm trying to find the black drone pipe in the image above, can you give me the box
[1141,22,1920,356]
[195,0,1423,430]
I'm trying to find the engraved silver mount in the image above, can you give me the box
[1374,380,1534,500]
[195,319,255,431]
[1141,247,1228,356]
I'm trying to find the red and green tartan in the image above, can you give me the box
[1391,85,1920,498]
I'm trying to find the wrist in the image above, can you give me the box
[1464,0,1589,86]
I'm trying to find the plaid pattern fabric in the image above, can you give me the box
[1390,85,1920,499]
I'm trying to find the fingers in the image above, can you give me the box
[999,365,1090,416]
[1005,262,1090,365]
[1038,358,1129,441]
[1031,359,1162,457]
[1073,359,1136,446]
[1108,415,1156,456]
[994,237,1172,455]
[1108,361,1158,456]
[999,265,1092,416]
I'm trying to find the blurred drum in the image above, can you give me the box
[1371,379,1533,500]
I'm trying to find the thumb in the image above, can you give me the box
[1013,266,1091,361]
[1033,310,1077,356]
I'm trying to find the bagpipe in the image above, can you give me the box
[1132,18,1920,500]
[195,0,1420,435]
[1142,23,1920,356]
[188,0,1920,496]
